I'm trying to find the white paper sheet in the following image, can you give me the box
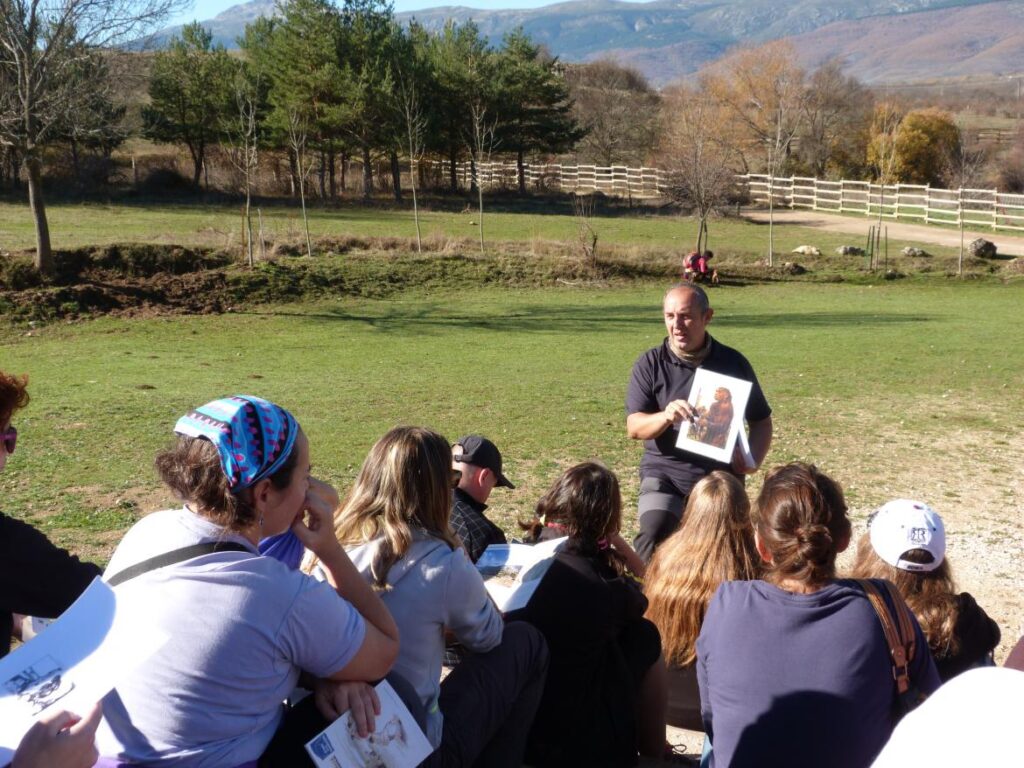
[305,680,433,768]
[0,578,168,763]
[476,536,566,613]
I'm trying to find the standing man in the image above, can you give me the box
[451,435,514,563]
[626,284,773,561]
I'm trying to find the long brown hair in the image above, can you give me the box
[754,462,851,587]
[644,471,760,666]
[328,426,460,588]
[0,370,30,428]
[533,461,628,576]
[851,533,960,656]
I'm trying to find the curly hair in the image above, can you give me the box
[0,370,30,428]
[644,472,760,666]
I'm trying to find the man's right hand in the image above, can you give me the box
[663,399,696,425]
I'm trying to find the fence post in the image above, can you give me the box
[839,180,845,213]
[894,184,900,220]
[993,188,998,231]
[924,184,931,223]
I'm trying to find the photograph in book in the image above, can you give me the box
[476,536,567,613]
[305,680,432,768]
[0,579,169,764]
[675,368,753,464]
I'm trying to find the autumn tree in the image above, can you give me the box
[796,59,872,178]
[660,84,737,254]
[704,41,807,264]
[564,59,660,166]
[145,23,235,188]
[892,109,961,186]
[0,0,182,273]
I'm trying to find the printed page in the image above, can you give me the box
[675,367,753,464]
[305,680,433,768]
[0,578,169,762]
[476,536,567,612]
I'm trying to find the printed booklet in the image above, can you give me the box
[305,680,433,768]
[475,536,567,613]
[0,579,168,763]
[675,367,753,464]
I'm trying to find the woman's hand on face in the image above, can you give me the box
[291,478,343,559]
[313,679,381,737]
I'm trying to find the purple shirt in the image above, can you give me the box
[697,579,940,768]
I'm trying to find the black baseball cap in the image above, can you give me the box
[453,435,515,489]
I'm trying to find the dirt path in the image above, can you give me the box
[744,209,1024,256]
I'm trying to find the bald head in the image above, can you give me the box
[663,283,714,356]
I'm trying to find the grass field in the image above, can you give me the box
[0,197,965,263]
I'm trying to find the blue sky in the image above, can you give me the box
[167,0,626,27]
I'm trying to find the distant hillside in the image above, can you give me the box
[151,0,1024,85]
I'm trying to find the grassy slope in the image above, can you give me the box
[0,199,963,261]
[2,279,1020,562]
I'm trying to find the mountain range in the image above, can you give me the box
[153,0,1024,85]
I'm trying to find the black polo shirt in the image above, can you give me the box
[625,336,771,496]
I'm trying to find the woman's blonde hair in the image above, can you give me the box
[851,532,960,656]
[327,426,460,588]
[644,471,760,667]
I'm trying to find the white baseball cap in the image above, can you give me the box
[869,499,946,572]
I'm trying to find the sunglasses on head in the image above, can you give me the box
[1,425,16,455]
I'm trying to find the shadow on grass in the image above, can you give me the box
[246,304,933,334]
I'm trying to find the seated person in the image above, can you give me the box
[0,370,100,658]
[644,471,760,732]
[95,396,399,767]
[850,499,1000,682]
[315,426,548,768]
[510,461,665,767]
[697,463,940,768]
[450,435,512,563]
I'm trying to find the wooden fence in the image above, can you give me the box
[441,161,1024,233]
[740,174,1024,233]
[439,160,666,198]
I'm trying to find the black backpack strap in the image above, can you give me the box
[107,541,252,587]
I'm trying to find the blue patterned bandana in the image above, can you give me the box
[174,395,299,492]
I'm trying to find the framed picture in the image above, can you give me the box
[675,368,753,464]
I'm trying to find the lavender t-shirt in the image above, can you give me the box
[96,509,366,768]
[697,579,940,768]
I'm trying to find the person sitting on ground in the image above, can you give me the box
[850,499,1000,683]
[96,395,399,768]
[644,471,760,733]
[697,462,940,768]
[0,370,101,658]
[316,426,548,768]
[682,251,700,282]
[510,461,664,767]
[450,435,513,563]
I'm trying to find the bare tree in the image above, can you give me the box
[285,106,314,259]
[798,59,872,178]
[467,100,498,255]
[572,193,598,267]
[0,0,184,273]
[565,59,659,167]
[704,41,806,266]
[660,84,737,254]
[867,101,904,269]
[393,59,426,253]
[224,67,262,267]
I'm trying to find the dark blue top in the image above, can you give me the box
[697,579,941,768]
[625,336,771,496]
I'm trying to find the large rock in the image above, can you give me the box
[792,245,821,256]
[968,238,997,259]
[836,245,865,256]
[901,246,930,258]
[781,262,807,275]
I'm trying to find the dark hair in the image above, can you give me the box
[155,435,299,530]
[531,461,628,576]
[0,370,30,428]
[754,462,851,586]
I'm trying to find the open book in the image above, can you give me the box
[305,680,433,768]
[475,536,567,613]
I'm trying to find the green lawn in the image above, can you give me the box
[0,198,963,261]
[2,279,1021,563]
